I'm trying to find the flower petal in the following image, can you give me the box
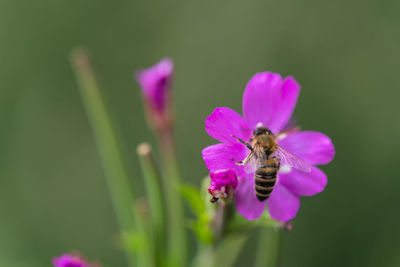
[202,143,248,177]
[279,166,327,196]
[234,173,267,220]
[209,169,238,191]
[205,107,252,144]
[278,131,335,165]
[242,72,283,130]
[268,77,300,133]
[267,183,300,222]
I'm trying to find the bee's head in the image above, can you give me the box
[253,127,272,136]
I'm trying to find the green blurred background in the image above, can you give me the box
[1,0,400,266]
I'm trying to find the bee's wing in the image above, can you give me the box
[243,154,257,174]
[275,145,311,173]
[242,144,265,174]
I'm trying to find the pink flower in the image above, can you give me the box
[135,58,173,115]
[208,169,238,202]
[52,254,90,267]
[202,72,335,222]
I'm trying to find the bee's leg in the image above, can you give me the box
[236,151,253,165]
[210,197,219,203]
[231,135,253,151]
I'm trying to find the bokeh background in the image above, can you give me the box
[1,0,400,266]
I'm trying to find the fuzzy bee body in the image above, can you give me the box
[254,158,279,201]
[251,128,279,201]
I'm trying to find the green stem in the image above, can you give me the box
[191,233,248,267]
[254,227,282,267]
[158,129,186,267]
[212,200,233,246]
[191,200,245,267]
[71,48,152,267]
[191,245,213,267]
[137,143,165,266]
[214,232,248,267]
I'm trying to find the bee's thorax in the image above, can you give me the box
[253,134,277,156]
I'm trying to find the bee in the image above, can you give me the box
[233,126,311,201]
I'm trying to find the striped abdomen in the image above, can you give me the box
[255,159,279,201]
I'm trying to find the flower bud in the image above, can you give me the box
[135,58,173,131]
[208,169,238,202]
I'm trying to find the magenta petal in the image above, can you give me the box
[267,183,300,222]
[279,166,327,196]
[202,143,248,177]
[278,131,335,165]
[209,169,238,191]
[234,173,267,220]
[205,107,251,144]
[242,72,282,130]
[268,77,300,133]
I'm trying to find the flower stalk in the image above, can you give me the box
[135,59,187,267]
[71,48,152,267]
[254,227,282,267]
[158,126,187,267]
[137,143,166,266]
[191,231,248,267]
[210,200,235,246]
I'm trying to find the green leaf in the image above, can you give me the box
[179,184,206,215]
[191,219,213,244]
[180,183,215,244]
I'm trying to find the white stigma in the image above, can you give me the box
[256,122,263,128]
[279,165,292,174]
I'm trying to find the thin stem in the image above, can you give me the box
[214,232,248,267]
[191,245,213,267]
[191,200,243,267]
[71,48,152,267]
[212,202,226,245]
[158,129,187,267]
[191,233,248,267]
[212,200,233,246]
[137,143,166,266]
[254,227,282,267]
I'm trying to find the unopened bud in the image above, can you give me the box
[208,169,238,202]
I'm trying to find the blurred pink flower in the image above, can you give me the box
[135,58,173,114]
[52,254,89,267]
[135,58,174,133]
[202,72,335,222]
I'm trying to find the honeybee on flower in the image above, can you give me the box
[203,72,335,222]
